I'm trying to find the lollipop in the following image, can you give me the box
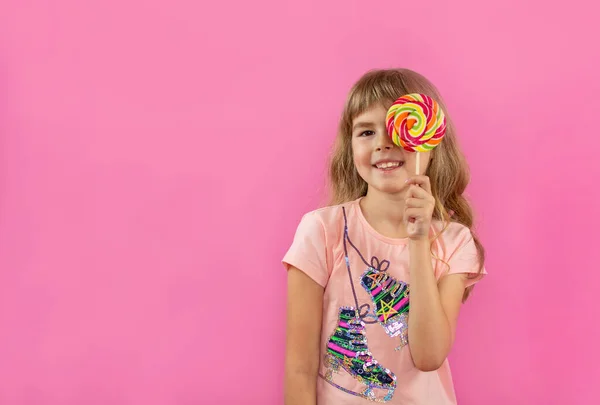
[386,93,446,175]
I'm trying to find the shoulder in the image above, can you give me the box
[299,201,352,228]
[431,220,476,256]
[432,220,473,243]
[304,203,352,225]
[292,201,354,244]
[432,221,485,282]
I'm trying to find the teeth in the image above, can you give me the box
[376,162,401,169]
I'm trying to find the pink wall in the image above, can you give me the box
[1,0,598,404]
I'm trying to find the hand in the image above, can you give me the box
[404,176,435,240]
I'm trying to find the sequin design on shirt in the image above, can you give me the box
[361,268,410,349]
[322,307,397,402]
[319,206,405,401]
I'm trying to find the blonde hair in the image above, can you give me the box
[328,68,485,301]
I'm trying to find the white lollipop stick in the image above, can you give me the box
[415,153,421,176]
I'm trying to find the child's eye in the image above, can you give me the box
[359,130,375,137]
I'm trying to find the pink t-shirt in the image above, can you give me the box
[283,198,486,405]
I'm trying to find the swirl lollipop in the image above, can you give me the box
[386,93,446,175]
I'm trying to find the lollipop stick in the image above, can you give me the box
[415,152,421,176]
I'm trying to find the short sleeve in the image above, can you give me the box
[282,211,330,288]
[446,226,487,288]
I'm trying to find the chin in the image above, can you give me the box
[369,182,406,196]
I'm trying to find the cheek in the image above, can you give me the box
[352,142,370,166]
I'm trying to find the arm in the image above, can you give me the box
[407,239,466,371]
[285,266,324,405]
[404,176,468,371]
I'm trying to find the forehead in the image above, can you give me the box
[352,103,388,125]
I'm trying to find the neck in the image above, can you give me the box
[359,187,408,239]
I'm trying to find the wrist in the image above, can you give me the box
[409,238,434,273]
[409,237,430,248]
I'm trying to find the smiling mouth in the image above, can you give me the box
[373,161,404,170]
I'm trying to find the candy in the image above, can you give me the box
[386,93,446,152]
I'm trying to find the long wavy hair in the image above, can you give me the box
[328,68,485,301]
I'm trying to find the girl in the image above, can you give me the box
[282,68,486,405]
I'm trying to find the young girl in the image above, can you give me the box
[282,68,486,405]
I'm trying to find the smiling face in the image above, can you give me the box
[351,103,431,195]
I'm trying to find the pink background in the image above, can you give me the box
[1,0,598,404]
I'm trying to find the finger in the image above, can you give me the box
[406,175,432,194]
[406,185,435,201]
[405,197,428,208]
[404,208,426,221]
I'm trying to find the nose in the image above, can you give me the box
[375,131,393,151]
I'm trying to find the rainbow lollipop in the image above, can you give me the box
[386,93,446,175]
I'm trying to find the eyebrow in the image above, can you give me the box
[352,121,375,131]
